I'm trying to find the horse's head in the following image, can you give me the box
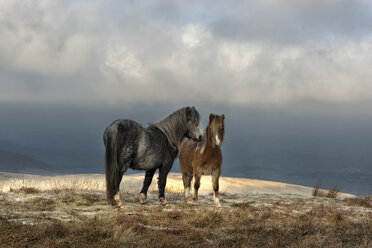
[185,106,203,142]
[208,113,225,148]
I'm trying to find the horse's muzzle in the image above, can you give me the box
[186,133,202,142]
[192,135,202,142]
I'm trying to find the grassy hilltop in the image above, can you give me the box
[0,173,371,247]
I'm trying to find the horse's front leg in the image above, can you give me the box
[212,169,221,207]
[182,172,193,204]
[139,168,157,204]
[158,164,172,206]
[193,167,202,204]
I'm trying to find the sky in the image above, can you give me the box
[1,0,372,105]
[1,0,372,195]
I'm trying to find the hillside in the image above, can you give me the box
[0,150,60,175]
[0,172,354,197]
[1,173,370,247]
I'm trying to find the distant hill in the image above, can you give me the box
[0,140,103,174]
[0,150,60,175]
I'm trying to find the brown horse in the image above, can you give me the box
[179,113,225,207]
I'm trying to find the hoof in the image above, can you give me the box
[110,195,123,208]
[139,193,147,205]
[215,203,222,208]
[113,200,123,209]
[111,201,123,208]
[159,197,168,206]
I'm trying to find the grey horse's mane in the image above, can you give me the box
[196,128,208,154]
[152,108,188,148]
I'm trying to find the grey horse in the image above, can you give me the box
[103,106,203,208]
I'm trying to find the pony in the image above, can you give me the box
[103,107,203,208]
[179,113,225,207]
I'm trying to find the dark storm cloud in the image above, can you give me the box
[0,0,372,104]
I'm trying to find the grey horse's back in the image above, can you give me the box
[104,119,142,143]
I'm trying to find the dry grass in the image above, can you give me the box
[0,174,187,195]
[312,183,325,197]
[1,175,106,193]
[9,186,41,194]
[1,189,371,247]
[0,174,370,247]
[326,186,340,198]
[312,183,340,198]
[346,196,372,209]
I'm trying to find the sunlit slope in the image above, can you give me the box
[0,172,354,197]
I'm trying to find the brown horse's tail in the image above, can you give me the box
[104,132,119,204]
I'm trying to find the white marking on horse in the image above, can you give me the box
[214,194,221,207]
[215,135,221,145]
[185,187,191,199]
[199,126,203,135]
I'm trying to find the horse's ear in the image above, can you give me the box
[221,114,225,121]
[209,113,215,122]
[186,107,191,120]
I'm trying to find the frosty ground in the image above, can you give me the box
[0,173,371,247]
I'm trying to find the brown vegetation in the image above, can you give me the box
[10,186,41,194]
[0,186,371,248]
[312,183,340,198]
[346,196,372,209]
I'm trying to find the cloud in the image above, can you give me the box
[0,0,372,105]
[209,0,372,42]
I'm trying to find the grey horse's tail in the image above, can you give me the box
[104,132,119,203]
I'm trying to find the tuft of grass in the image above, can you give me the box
[22,197,57,211]
[346,196,372,208]
[326,186,340,199]
[10,187,40,194]
[190,210,223,228]
[312,183,326,197]
[166,211,181,220]
[312,183,321,197]
[232,201,256,211]
[58,192,104,206]
[329,211,344,225]
[312,183,340,198]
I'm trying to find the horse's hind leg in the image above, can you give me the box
[212,169,221,207]
[182,172,193,203]
[112,164,128,208]
[139,168,157,204]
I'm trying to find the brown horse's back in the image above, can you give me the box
[179,138,197,175]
